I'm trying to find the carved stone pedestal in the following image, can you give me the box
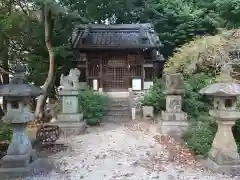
[160,111,188,136]
[54,89,84,136]
[159,74,188,136]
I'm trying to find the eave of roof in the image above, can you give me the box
[71,23,162,50]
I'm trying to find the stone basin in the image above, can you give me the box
[209,110,240,120]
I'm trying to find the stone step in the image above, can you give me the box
[110,99,129,104]
[105,97,131,122]
[108,105,130,109]
[105,111,131,116]
[106,107,130,111]
[108,99,130,107]
[105,92,129,98]
[103,115,132,123]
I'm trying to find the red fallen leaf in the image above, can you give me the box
[154,134,199,168]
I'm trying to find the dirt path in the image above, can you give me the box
[25,122,238,180]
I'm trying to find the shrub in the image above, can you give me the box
[140,79,165,112]
[183,73,240,155]
[181,73,217,155]
[164,29,240,79]
[162,29,240,156]
[0,123,12,142]
[78,88,109,125]
[183,115,217,156]
[183,73,215,119]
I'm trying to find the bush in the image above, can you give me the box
[140,72,240,155]
[183,73,215,119]
[162,29,240,156]
[164,29,240,79]
[181,73,217,155]
[183,73,240,155]
[0,123,12,142]
[183,115,217,156]
[78,88,109,125]
[140,79,165,112]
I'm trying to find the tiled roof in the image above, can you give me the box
[71,23,162,49]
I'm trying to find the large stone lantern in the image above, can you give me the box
[0,64,45,178]
[200,82,240,174]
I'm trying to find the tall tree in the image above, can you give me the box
[0,0,30,109]
[34,0,61,120]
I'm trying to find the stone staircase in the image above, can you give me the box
[104,97,132,123]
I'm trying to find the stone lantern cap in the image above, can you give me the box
[0,64,44,97]
[199,83,240,97]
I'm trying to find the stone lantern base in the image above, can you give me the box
[200,118,240,176]
[0,121,52,179]
[201,158,240,175]
[0,155,52,179]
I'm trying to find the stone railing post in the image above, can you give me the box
[159,73,188,136]
[200,82,240,174]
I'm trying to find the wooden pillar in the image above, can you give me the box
[86,54,90,87]
[141,59,144,90]
[99,56,103,89]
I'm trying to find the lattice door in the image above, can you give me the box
[103,56,128,91]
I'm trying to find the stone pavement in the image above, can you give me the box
[23,121,239,180]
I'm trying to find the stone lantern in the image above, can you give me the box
[200,82,240,174]
[0,64,45,178]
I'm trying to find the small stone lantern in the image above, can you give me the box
[0,64,45,178]
[200,82,240,174]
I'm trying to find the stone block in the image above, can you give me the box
[163,73,184,95]
[58,113,83,122]
[158,120,189,137]
[161,111,187,121]
[166,95,182,112]
[59,122,87,137]
[160,111,188,137]
[142,106,154,120]
[1,150,37,168]
[0,159,52,179]
[200,158,240,176]
[47,115,86,137]
[62,96,79,114]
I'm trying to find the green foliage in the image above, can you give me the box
[233,102,240,152]
[0,123,12,142]
[183,116,217,155]
[164,29,240,79]
[183,73,215,119]
[140,72,216,155]
[144,0,218,57]
[180,73,216,155]
[78,88,109,125]
[233,120,240,152]
[141,79,165,112]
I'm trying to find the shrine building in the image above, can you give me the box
[70,23,164,92]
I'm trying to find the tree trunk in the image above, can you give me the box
[35,4,55,121]
[1,39,10,111]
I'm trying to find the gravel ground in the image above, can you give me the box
[24,122,239,180]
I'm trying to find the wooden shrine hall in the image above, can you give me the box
[71,23,164,92]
